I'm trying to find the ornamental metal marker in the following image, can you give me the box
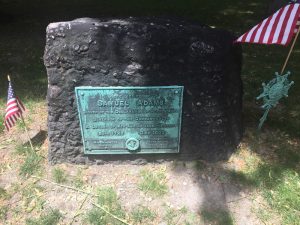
[75,86,184,154]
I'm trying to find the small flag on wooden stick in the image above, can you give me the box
[235,3,300,46]
[4,75,25,131]
[4,75,34,150]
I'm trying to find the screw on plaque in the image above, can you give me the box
[126,138,140,151]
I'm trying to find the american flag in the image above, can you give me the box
[291,0,300,32]
[4,81,25,131]
[235,2,300,45]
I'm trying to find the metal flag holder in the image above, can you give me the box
[256,27,300,129]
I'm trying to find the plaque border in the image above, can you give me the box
[75,86,184,155]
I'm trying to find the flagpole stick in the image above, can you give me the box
[7,75,34,151]
[281,27,300,74]
[20,113,34,151]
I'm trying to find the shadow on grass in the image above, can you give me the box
[227,127,300,224]
[170,124,300,224]
[0,1,299,224]
[201,209,234,225]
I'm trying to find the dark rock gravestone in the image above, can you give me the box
[44,17,243,164]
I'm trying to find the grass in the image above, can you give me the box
[138,169,168,197]
[230,162,300,224]
[227,129,300,224]
[52,167,68,184]
[72,168,85,188]
[254,207,275,224]
[0,187,9,200]
[131,205,156,224]
[25,209,62,225]
[263,170,300,225]
[19,149,43,177]
[183,211,202,225]
[15,116,33,132]
[15,144,32,155]
[0,206,8,221]
[21,183,46,212]
[0,115,4,134]
[86,187,126,225]
[162,206,197,225]
[0,0,300,224]
[201,209,234,225]
[163,207,178,225]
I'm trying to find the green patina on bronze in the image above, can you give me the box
[75,86,184,154]
[257,71,294,130]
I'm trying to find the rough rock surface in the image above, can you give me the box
[44,17,243,164]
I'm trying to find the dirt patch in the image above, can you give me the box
[0,105,263,224]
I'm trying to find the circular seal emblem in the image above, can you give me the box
[126,138,140,151]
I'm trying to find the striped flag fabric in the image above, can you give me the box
[4,81,25,131]
[235,3,300,46]
[289,0,300,34]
